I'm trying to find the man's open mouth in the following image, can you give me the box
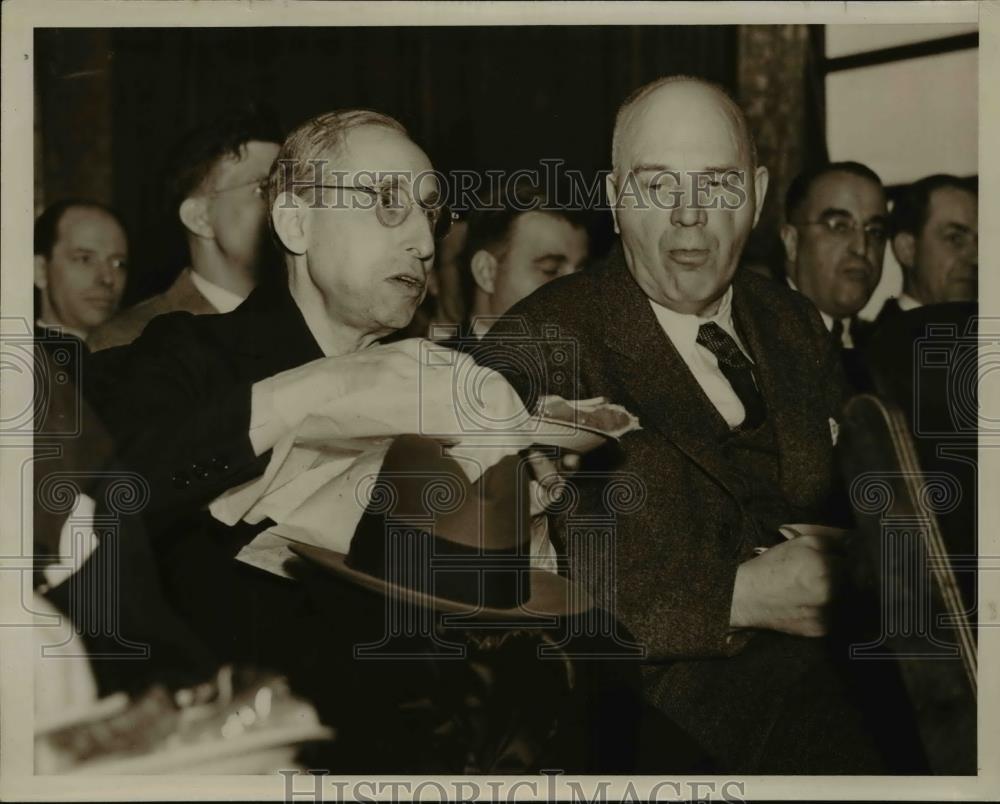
[668,249,710,267]
[389,274,425,291]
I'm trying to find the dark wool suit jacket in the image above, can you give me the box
[83,279,333,676]
[82,277,690,773]
[480,247,888,773]
[872,296,904,330]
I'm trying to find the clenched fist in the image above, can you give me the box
[729,530,850,637]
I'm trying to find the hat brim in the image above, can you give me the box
[289,542,593,622]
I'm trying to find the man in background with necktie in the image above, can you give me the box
[780,161,889,391]
[481,76,899,773]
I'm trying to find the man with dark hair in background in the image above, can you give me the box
[863,173,979,616]
[452,181,589,341]
[33,199,216,699]
[34,197,129,579]
[780,161,889,389]
[88,105,282,351]
[35,199,129,346]
[876,173,978,325]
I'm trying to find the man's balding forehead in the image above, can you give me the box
[611,76,757,172]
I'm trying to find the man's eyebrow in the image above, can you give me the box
[630,164,742,175]
[630,163,674,174]
[942,221,974,233]
[817,207,853,219]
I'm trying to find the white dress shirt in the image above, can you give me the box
[897,293,922,312]
[648,286,753,429]
[248,324,560,573]
[189,270,247,314]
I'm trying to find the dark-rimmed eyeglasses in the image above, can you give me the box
[798,213,888,244]
[308,180,457,239]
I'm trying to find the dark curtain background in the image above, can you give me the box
[35,26,823,306]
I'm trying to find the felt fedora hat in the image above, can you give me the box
[291,434,592,621]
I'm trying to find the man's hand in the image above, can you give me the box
[729,531,849,637]
[525,450,581,518]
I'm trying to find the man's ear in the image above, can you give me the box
[34,255,48,291]
[892,231,915,270]
[751,165,769,229]
[779,222,798,267]
[605,173,621,234]
[270,192,309,256]
[470,249,498,295]
[179,196,214,239]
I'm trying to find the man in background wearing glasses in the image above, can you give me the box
[780,162,888,391]
[89,105,282,351]
[84,109,456,709]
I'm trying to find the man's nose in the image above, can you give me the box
[963,239,978,268]
[847,225,871,256]
[405,209,436,263]
[98,259,118,285]
[669,186,707,227]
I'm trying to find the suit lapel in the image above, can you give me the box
[731,273,813,504]
[598,249,739,499]
[228,277,325,379]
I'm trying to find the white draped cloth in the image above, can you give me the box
[209,338,564,577]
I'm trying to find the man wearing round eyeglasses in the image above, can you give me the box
[89,106,282,351]
[780,162,888,347]
[83,109,471,723]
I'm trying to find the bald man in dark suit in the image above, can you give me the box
[481,76,912,774]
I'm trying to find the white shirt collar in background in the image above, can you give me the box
[897,293,922,312]
[189,269,246,314]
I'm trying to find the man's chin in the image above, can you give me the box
[947,280,977,303]
[378,304,421,334]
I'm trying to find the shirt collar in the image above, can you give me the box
[37,318,87,341]
[648,285,736,361]
[898,292,922,312]
[189,269,247,314]
[470,317,493,340]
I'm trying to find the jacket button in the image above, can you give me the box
[171,471,191,489]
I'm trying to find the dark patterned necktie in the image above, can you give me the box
[830,318,845,349]
[696,321,766,429]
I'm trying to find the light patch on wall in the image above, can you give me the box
[825,23,978,59]
[827,49,978,186]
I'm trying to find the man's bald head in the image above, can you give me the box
[611,75,757,177]
[605,74,769,317]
